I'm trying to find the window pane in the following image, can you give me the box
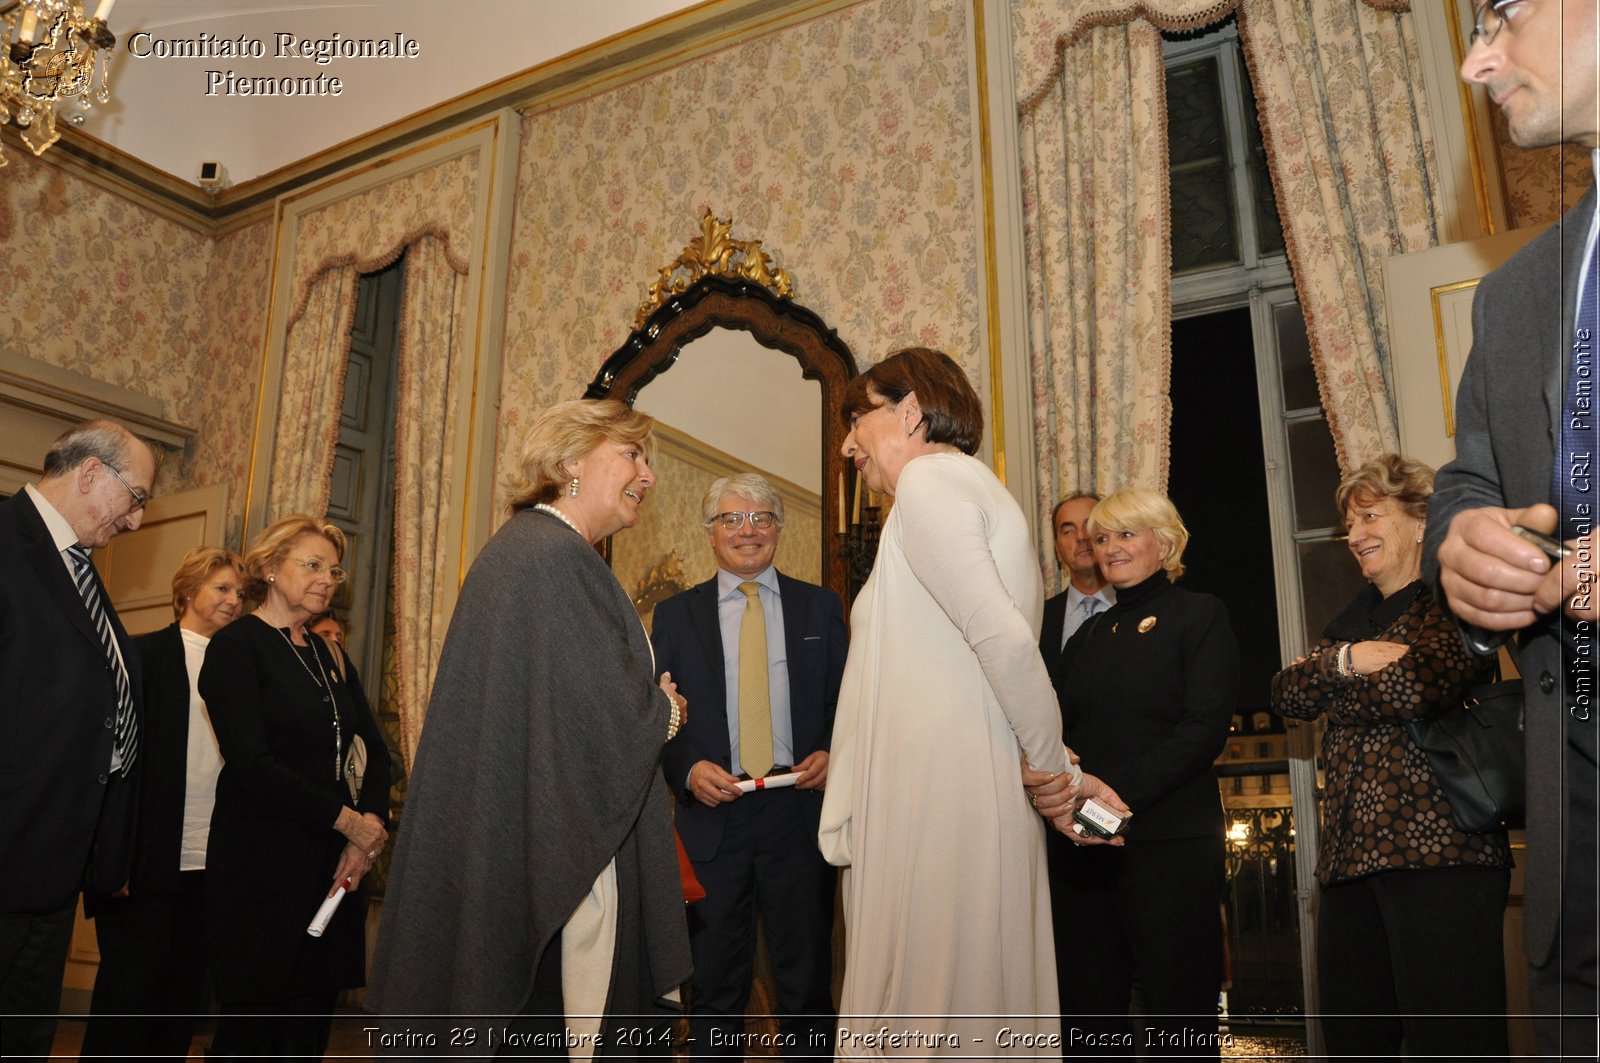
[1275,302,1318,410]
[1168,57,1240,272]
[1288,417,1342,531]
[1298,538,1370,644]
[1238,53,1286,257]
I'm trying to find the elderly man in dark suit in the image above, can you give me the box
[654,473,847,1058]
[1039,491,1113,670]
[0,419,155,1060]
[1426,2,1598,1055]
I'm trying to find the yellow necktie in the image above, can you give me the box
[737,581,773,779]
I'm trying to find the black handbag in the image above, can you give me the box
[1404,678,1525,832]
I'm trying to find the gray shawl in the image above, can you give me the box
[368,510,690,1035]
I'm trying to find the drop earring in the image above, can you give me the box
[568,477,580,498]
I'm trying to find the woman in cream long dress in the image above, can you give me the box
[819,348,1117,1058]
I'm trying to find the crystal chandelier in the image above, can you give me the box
[0,0,117,168]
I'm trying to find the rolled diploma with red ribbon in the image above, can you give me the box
[735,771,802,794]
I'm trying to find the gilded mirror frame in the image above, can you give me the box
[585,274,858,604]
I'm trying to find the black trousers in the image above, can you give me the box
[80,869,210,1061]
[0,896,77,1063]
[684,788,835,1059]
[1529,734,1599,1060]
[209,991,336,1061]
[1052,835,1225,1058]
[1317,864,1510,1061]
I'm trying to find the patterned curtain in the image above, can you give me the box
[267,267,359,517]
[391,236,468,770]
[1020,19,1171,520]
[1238,0,1439,470]
[1014,0,1237,567]
[1012,0,1439,554]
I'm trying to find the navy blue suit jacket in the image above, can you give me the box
[0,489,142,912]
[654,571,847,862]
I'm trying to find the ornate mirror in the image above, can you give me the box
[585,214,858,618]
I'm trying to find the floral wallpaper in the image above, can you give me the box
[497,0,983,513]
[189,219,273,545]
[0,151,269,543]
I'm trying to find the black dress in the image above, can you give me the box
[199,615,391,1006]
[1046,569,1239,1057]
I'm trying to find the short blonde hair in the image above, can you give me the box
[242,515,347,601]
[506,399,656,512]
[171,546,245,620]
[1335,453,1434,522]
[1087,488,1190,581]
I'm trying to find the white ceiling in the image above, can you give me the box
[84,1,696,184]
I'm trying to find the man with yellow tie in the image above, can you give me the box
[654,473,847,1059]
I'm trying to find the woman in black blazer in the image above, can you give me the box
[80,546,245,1061]
[199,515,391,1059]
[1047,488,1239,1058]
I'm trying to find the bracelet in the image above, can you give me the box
[666,700,682,742]
[1336,642,1355,678]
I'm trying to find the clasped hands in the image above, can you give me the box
[1438,503,1595,631]
[332,806,389,897]
[1021,751,1128,847]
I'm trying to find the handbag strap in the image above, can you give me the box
[1497,634,1524,682]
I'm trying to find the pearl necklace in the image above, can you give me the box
[533,502,585,539]
[258,615,343,784]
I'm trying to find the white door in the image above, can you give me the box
[1384,225,1544,470]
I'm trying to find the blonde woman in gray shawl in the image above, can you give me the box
[370,399,692,1054]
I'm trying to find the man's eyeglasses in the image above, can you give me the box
[104,464,148,512]
[1470,0,1521,47]
[712,511,777,530]
[288,556,349,583]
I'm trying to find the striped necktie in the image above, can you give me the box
[737,581,773,780]
[68,545,138,773]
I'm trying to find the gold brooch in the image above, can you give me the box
[1111,622,1118,634]
[1138,615,1157,634]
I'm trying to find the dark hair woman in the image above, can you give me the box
[821,348,1119,1051]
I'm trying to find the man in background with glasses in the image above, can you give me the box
[1427,1,1599,1056]
[1,419,156,1060]
[653,472,847,1059]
